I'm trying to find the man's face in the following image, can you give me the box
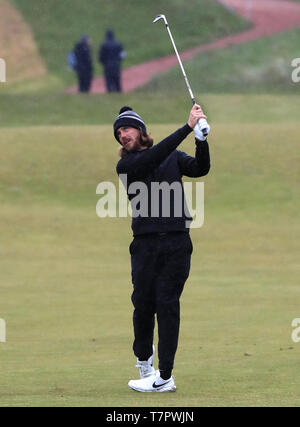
[117,126,141,152]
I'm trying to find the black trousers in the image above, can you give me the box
[104,65,121,92]
[130,231,193,374]
[77,70,93,93]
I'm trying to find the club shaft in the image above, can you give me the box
[165,23,196,104]
[157,16,209,136]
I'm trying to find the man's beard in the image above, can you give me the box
[123,136,143,152]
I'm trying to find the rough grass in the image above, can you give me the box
[0,0,46,81]
[141,26,300,94]
[0,106,299,406]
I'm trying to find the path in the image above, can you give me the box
[66,0,300,94]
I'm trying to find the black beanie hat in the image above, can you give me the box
[113,106,147,143]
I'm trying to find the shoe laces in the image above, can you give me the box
[136,360,153,376]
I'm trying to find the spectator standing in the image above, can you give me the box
[74,35,93,93]
[99,30,125,92]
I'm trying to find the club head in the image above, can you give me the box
[153,14,168,25]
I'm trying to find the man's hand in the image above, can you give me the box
[188,104,207,129]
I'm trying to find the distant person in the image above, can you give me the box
[99,30,125,93]
[74,35,93,93]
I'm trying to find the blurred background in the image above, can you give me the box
[0,0,299,407]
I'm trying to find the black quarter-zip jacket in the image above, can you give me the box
[116,124,210,236]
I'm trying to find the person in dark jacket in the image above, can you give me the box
[113,105,211,392]
[74,35,93,93]
[99,30,125,92]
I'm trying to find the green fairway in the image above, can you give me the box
[0,96,299,406]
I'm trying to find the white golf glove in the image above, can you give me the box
[194,118,210,141]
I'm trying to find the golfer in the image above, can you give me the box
[114,105,211,392]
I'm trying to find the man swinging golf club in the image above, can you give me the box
[114,102,211,392]
[114,13,211,392]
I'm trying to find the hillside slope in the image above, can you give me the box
[140,26,300,94]
[0,0,46,81]
[9,0,248,87]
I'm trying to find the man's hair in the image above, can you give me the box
[119,129,154,158]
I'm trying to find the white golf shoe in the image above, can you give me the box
[128,370,176,393]
[136,345,156,379]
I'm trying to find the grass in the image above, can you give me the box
[0,95,299,406]
[0,92,300,127]
[0,0,46,82]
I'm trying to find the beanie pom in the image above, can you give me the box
[119,106,133,114]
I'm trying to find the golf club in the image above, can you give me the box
[153,14,209,136]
